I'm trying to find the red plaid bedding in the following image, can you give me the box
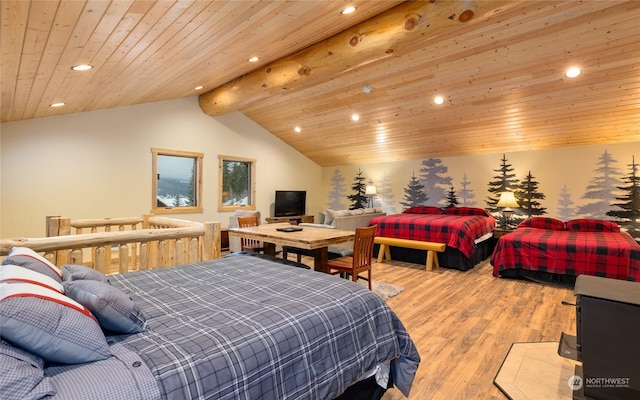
[369,213,496,258]
[491,227,640,281]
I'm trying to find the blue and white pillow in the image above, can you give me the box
[62,264,109,283]
[63,280,147,334]
[0,264,64,293]
[0,282,110,364]
[2,247,62,282]
[0,339,55,399]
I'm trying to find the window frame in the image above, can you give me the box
[151,148,203,214]
[218,155,256,212]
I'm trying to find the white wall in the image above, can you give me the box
[0,97,321,237]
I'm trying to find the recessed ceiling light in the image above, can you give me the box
[351,114,360,121]
[434,95,445,105]
[194,85,204,90]
[50,102,65,107]
[294,126,302,133]
[565,67,581,78]
[341,6,356,15]
[248,56,260,62]
[71,64,93,71]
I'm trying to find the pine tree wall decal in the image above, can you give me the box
[557,183,576,221]
[458,173,477,206]
[418,158,452,206]
[486,154,520,212]
[516,170,547,217]
[377,171,397,213]
[578,149,623,218]
[347,168,368,209]
[446,186,459,208]
[606,155,640,237]
[401,172,428,208]
[327,168,348,210]
[317,146,639,242]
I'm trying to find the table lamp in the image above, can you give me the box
[497,191,519,229]
[365,183,377,208]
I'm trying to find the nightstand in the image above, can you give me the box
[493,228,514,239]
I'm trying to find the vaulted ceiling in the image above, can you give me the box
[2,1,639,166]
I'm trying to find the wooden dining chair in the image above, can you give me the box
[327,225,376,290]
[237,216,264,253]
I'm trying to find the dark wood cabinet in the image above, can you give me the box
[265,215,314,224]
[220,228,229,251]
[493,228,514,239]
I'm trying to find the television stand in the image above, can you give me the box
[266,215,314,225]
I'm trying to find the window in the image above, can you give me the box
[151,148,203,214]
[218,155,256,211]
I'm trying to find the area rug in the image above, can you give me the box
[494,342,578,400]
[359,280,404,301]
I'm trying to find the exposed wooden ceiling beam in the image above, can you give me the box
[198,0,521,117]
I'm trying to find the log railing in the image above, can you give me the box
[1,215,220,275]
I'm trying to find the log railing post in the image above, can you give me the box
[2,216,221,275]
[118,244,129,275]
[203,221,219,261]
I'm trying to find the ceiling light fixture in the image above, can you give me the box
[362,85,372,93]
[50,102,65,107]
[565,67,581,78]
[434,95,445,105]
[376,125,387,144]
[341,6,356,15]
[71,64,93,71]
[248,56,259,62]
[351,114,360,121]
[194,85,204,90]
[294,126,302,133]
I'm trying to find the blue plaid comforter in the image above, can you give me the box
[109,254,420,399]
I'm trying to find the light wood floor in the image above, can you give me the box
[239,251,578,399]
[373,258,577,400]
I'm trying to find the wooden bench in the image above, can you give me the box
[374,237,446,271]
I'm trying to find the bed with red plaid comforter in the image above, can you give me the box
[491,227,640,282]
[369,212,496,260]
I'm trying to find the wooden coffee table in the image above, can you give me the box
[229,223,355,273]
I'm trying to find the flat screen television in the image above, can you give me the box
[274,190,306,217]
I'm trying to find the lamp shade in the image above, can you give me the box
[496,191,519,208]
[365,185,377,196]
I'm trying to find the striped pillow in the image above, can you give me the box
[0,264,64,293]
[2,247,62,282]
[0,282,110,364]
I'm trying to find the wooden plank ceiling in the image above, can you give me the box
[2,0,639,167]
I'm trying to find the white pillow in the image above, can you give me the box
[0,283,110,364]
[324,209,337,225]
[0,264,63,293]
